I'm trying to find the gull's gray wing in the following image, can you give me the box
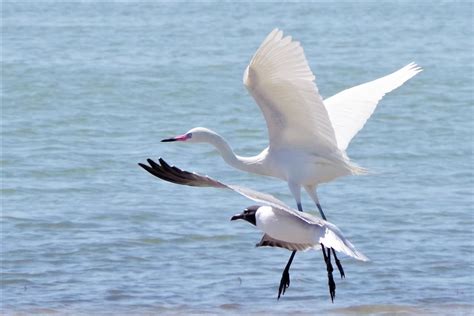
[256,233,318,252]
[139,158,368,261]
[270,207,369,261]
[140,159,322,224]
[318,224,369,261]
[139,158,227,188]
[139,158,292,210]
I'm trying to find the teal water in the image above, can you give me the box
[2,2,473,315]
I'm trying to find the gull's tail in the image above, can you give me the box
[320,222,369,262]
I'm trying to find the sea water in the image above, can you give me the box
[2,2,473,314]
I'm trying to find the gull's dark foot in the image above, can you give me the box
[278,250,296,300]
[322,245,336,303]
[278,266,290,299]
[332,248,345,279]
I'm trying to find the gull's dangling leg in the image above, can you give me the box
[277,204,302,299]
[277,183,303,299]
[278,250,296,300]
[321,244,336,303]
[307,186,345,279]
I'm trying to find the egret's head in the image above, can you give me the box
[230,205,260,226]
[161,127,216,144]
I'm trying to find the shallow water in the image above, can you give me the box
[2,2,473,315]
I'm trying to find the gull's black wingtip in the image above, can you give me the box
[138,160,149,169]
[147,158,162,170]
[138,161,154,174]
[158,157,172,169]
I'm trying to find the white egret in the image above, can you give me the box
[161,28,421,297]
[139,158,368,301]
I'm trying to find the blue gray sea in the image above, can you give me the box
[2,2,473,315]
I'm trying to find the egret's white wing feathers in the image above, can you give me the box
[324,62,422,151]
[244,28,339,153]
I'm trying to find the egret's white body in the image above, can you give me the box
[160,29,421,300]
[164,28,422,210]
[189,130,355,186]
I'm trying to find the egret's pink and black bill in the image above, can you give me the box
[161,134,190,142]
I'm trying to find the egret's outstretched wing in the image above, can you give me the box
[138,158,291,210]
[324,63,422,151]
[243,28,338,153]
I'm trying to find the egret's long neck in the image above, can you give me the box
[205,132,267,175]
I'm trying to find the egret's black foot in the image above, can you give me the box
[278,266,290,299]
[332,248,345,279]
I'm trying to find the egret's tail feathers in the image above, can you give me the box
[340,152,369,176]
[349,163,369,176]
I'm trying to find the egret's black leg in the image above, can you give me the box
[317,203,345,279]
[332,248,345,279]
[322,244,336,302]
[277,202,303,299]
[316,203,327,220]
[297,202,303,212]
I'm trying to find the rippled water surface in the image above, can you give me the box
[2,2,473,315]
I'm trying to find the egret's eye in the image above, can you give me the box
[187,133,193,139]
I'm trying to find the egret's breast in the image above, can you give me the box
[266,148,351,185]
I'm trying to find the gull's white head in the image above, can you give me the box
[161,127,217,144]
